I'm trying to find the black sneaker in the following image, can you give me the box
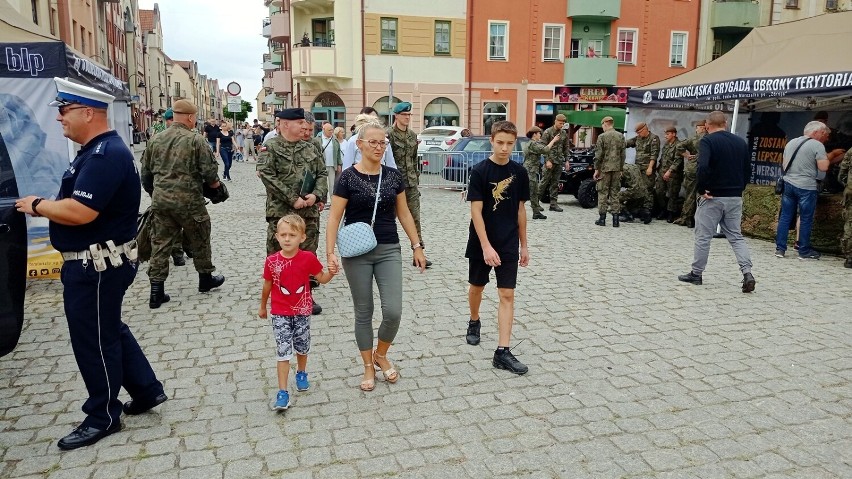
[677,271,703,285]
[798,251,821,260]
[492,348,528,375]
[466,320,480,345]
[741,272,756,293]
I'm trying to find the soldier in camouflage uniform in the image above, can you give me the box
[655,126,684,222]
[388,101,431,267]
[523,126,561,219]
[140,100,226,309]
[673,120,707,227]
[839,149,852,268]
[539,113,572,212]
[619,163,653,224]
[624,122,660,216]
[593,116,626,227]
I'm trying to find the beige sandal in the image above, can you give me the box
[359,363,375,391]
[373,351,399,383]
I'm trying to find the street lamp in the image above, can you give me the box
[149,85,167,111]
[126,72,146,89]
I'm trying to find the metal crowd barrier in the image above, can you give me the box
[417,150,496,190]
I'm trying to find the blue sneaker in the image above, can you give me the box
[295,371,309,391]
[273,390,290,411]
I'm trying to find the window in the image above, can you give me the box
[670,32,687,67]
[435,21,451,55]
[587,40,603,58]
[616,29,637,64]
[49,7,56,35]
[785,0,799,8]
[826,0,838,10]
[423,97,460,127]
[569,39,580,59]
[542,24,564,62]
[312,18,334,46]
[381,17,398,52]
[488,21,508,61]
[482,102,507,134]
[31,0,38,24]
[712,39,723,60]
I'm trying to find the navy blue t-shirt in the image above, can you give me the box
[334,165,406,244]
[465,158,530,257]
[50,131,142,251]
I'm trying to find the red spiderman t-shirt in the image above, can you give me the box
[262,250,323,316]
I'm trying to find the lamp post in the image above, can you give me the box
[149,85,167,112]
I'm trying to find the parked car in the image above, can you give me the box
[417,126,471,155]
[540,147,598,208]
[0,137,27,357]
[439,136,529,183]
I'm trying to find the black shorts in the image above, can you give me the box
[468,253,519,289]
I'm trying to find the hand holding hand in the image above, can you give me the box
[293,197,307,209]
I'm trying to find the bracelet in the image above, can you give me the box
[31,197,45,217]
[411,243,423,251]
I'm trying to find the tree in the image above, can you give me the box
[222,100,253,123]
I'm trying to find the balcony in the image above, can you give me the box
[263,60,277,71]
[711,1,760,33]
[270,11,290,42]
[290,0,333,14]
[263,76,273,89]
[269,52,283,65]
[292,45,350,84]
[567,0,621,21]
[262,18,271,38]
[563,56,618,86]
[266,0,284,6]
[272,69,292,95]
[270,41,286,54]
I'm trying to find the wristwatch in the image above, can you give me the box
[31,197,45,217]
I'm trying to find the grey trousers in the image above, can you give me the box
[341,243,403,351]
[691,196,753,275]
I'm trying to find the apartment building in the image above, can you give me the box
[697,0,850,66]
[282,0,466,132]
[261,0,293,119]
[0,0,57,40]
[467,0,702,136]
[141,6,172,114]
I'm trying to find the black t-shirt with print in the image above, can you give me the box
[334,165,406,244]
[465,158,530,257]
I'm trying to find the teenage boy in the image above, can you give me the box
[464,121,531,375]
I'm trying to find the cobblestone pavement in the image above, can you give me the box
[2,159,850,478]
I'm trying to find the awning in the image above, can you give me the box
[559,107,626,130]
[628,12,852,111]
[264,93,284,105]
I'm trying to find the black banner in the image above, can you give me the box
[1,42,129,100]
[628,71,852,108]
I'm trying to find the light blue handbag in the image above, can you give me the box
[336,168,382,258]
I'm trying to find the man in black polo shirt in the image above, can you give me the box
[203,118,220,152]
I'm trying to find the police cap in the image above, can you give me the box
[392,102,412,114]
[49,79,113,109]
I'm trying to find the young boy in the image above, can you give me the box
[464,121,531,375]
[259,215,337,410]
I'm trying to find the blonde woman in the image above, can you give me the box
[334,126,346,144]
[326,123,426,392]
[216,121,235,180]
[342,114,398,170]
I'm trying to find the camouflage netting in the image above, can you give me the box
[742,185,844,255]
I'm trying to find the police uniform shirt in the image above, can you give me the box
[465,159,530,258]
[50,131,141,252]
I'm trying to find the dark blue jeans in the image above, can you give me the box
[220,147,233,180]
[775,182,818,255]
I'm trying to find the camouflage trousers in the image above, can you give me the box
[597,171,622,214]
[655,173,683,212]
[523,160,543,213]
[267,216,320,255]
[540,161,563,204]
[404,187,422,242]
[148,207,215,281]
[842,196,852,258]
[622,181,653,212]
[675,171,698,223]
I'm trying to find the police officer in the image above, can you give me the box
[257,108,328,314]
[388,101,432,267]
[524,126,560,219]
[593,116,626,227]
[655,126,684,223]
[15,82,166,450]
[624,122,660,215]
[141,99,226,309]
[539,113,572,212]
[673,120,707,227]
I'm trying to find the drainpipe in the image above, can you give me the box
[466,0,473,130]
[361,0,366,107]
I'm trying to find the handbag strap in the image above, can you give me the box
[339,166,384,230]
[782,138,812,176]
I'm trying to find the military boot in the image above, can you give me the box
[844,257,852,269]
[149,281,170,309]
[612,214,620,228]
[618,211,634,223]
[666,210,676,223]
[640,209,653,224]
[172,253,186,266]
[198,272,226,292]
[656,209,668,220]
[595,214,606,226]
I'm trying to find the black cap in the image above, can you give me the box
[275,108,305,120]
